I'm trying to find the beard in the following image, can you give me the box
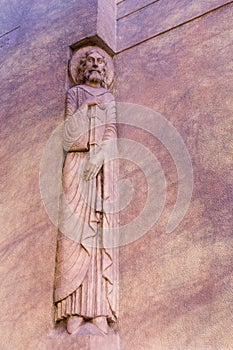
[84,69,104,84]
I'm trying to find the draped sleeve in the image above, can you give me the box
[101,99,117,162]
[65,87,78,119]
[63,87,90,152]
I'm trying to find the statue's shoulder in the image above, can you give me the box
[67,85,90,100]
[75,84,114,99]
[102,90,115,103]
[104,90,114,98]
[67,85,79,95]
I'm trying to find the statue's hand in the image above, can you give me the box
[80,96,104,110]
[83,151,104,181]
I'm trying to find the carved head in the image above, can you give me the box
[77,49,108,88]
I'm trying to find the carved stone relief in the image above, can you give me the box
[54,46,119,336]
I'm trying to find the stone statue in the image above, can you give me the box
[54,48,118,335]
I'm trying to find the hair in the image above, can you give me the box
[77,49,108,88]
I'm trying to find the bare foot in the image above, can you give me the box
[92,316,109,334]
[67,316,83,334]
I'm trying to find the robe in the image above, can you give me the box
[54,84,119,323]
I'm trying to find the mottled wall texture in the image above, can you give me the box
[115,2,233,350]
[0,0,232,349]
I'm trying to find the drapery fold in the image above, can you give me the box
[54,85,119,322]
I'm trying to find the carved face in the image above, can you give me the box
[84,51,106,84]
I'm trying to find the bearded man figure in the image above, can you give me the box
[54,48,119,335]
